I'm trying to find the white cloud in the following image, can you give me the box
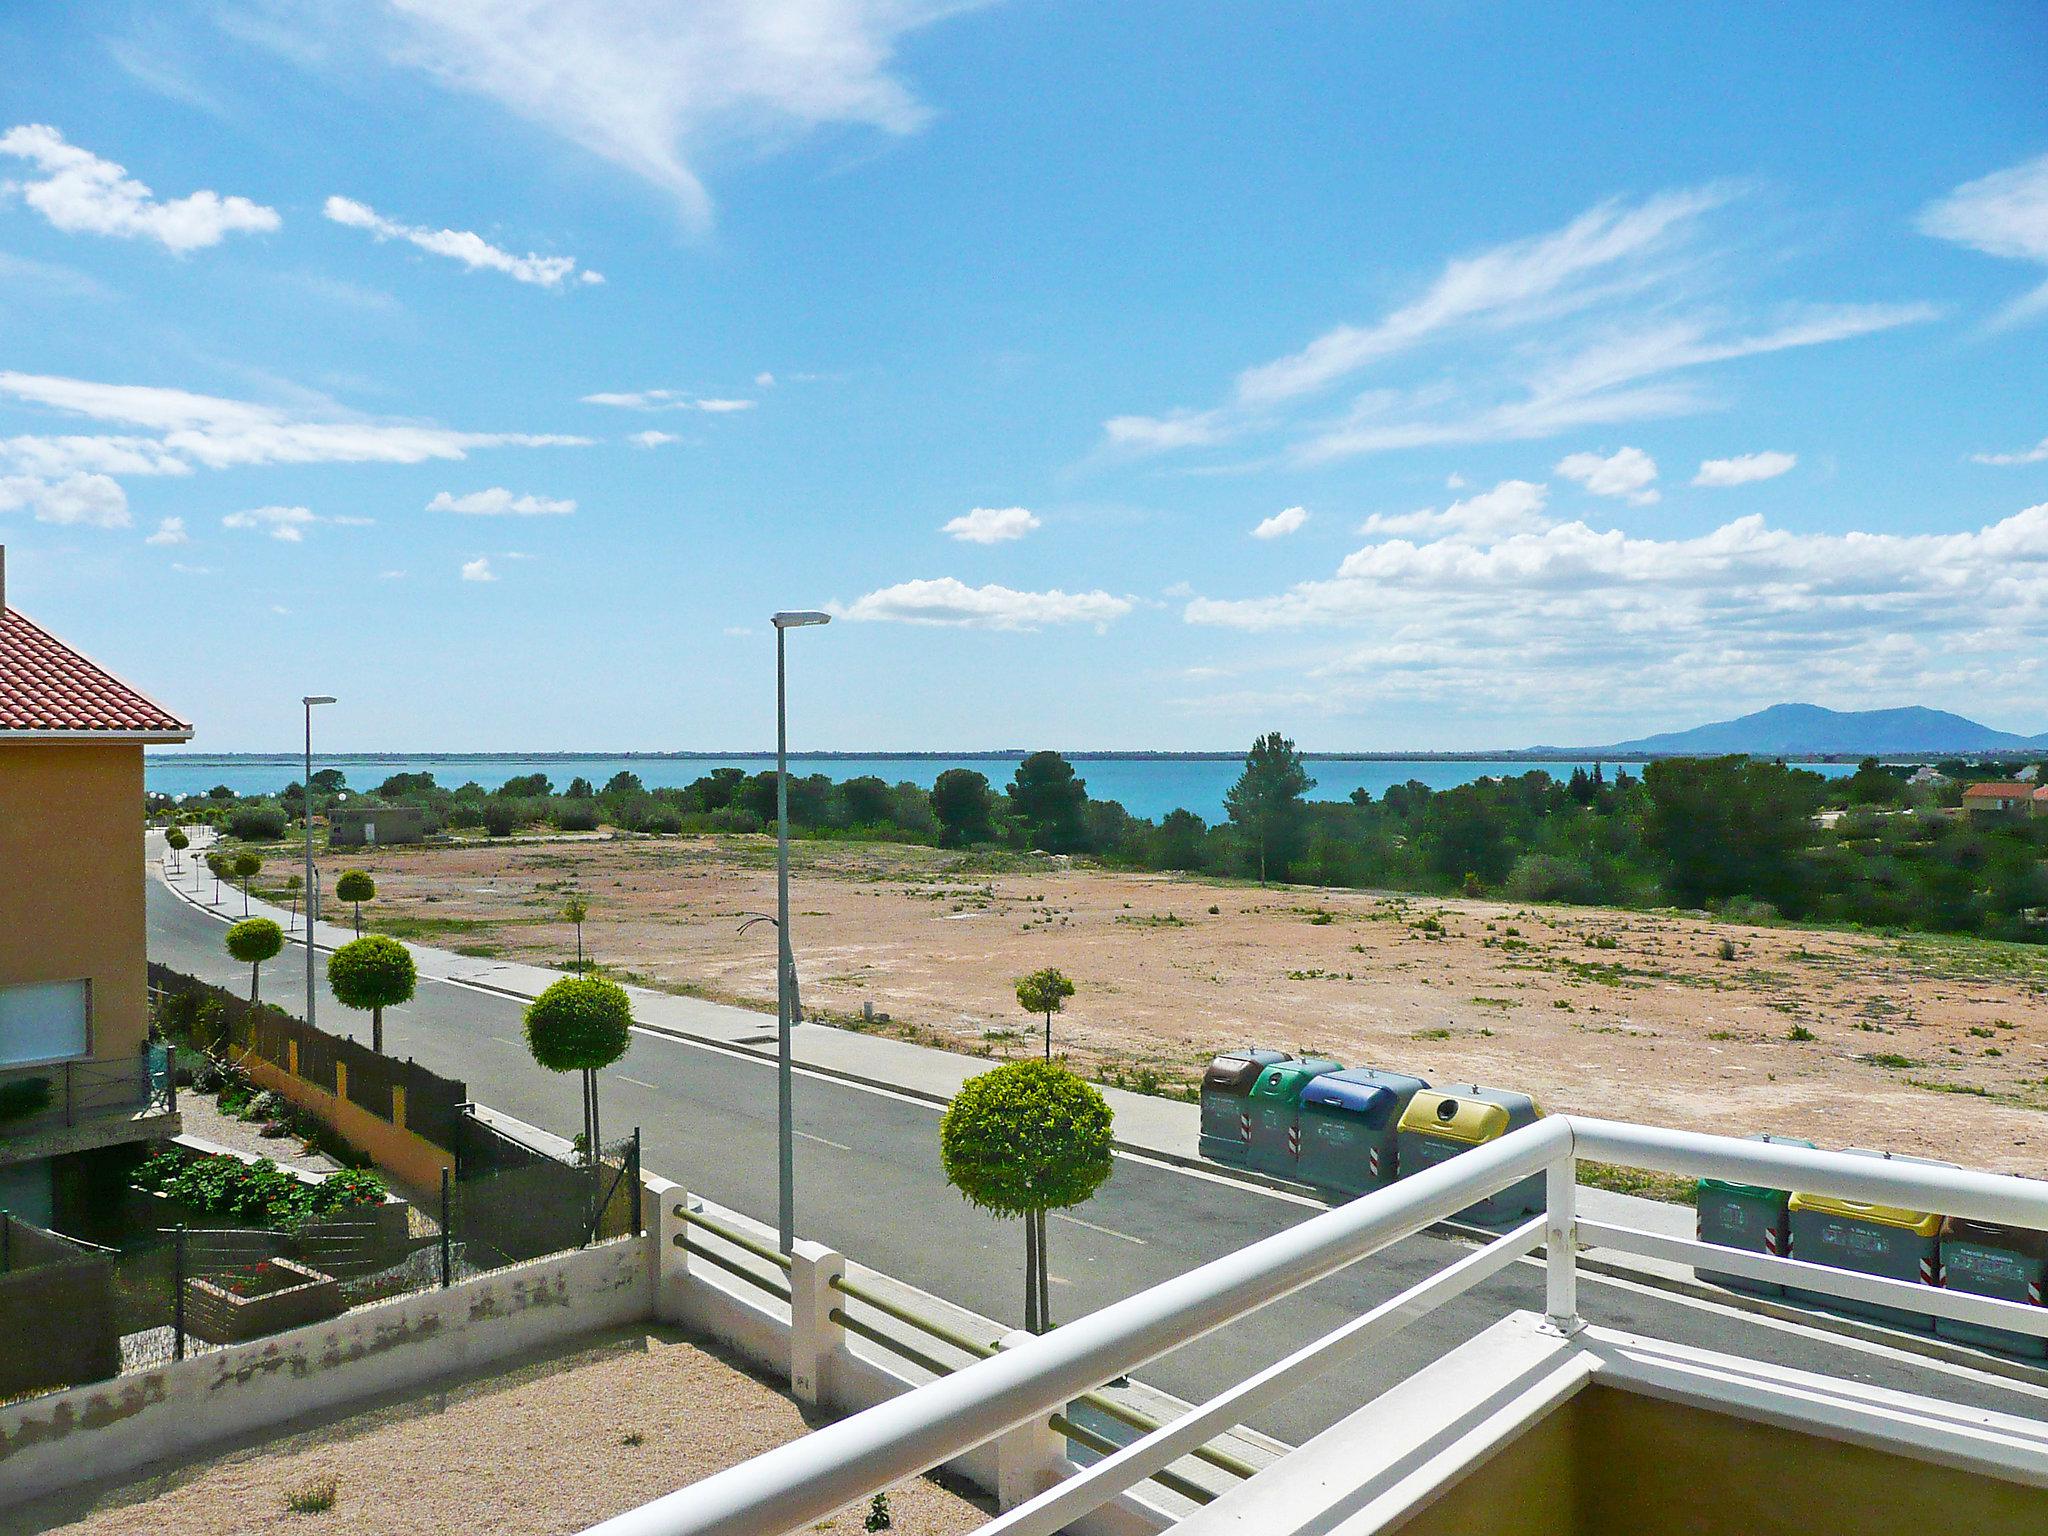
[1694,450,1796,487]
[0,123,278,252]
[1555,446,1659,505]
[1918,152,2048,327]
[1103,186,1935,464]
[460,556,496,582]
[427,487,575,516]
[581,388,754,412]
[323,194,601,288]
[695,398,754,413]
[840,577,1132,630]
[942,506,1040,544]
[380,569,407,580]
[1356,480,1550,544]
[222,504,319,542]
[170,562,213,575]
[0,472,129,527]
[629,430,680,448]
[1252,505,1309,540]
[1177,482,2048,723]
[375,0,966,228]
[0,371,590,471]
[144,515,188,546]
[1975,436,2048,467]
[754,371,776,388]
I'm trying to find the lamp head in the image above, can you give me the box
[771,611,831,630]
[303,695,337,707]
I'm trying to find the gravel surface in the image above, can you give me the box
[7,1327,990,1536]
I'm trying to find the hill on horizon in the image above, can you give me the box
[1588,703,2043,757]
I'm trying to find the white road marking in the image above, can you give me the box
[798,1130,853,1151]
[1054,1212,1147,1245]
[615,1075,658,1090]
[489,1036,524,1049]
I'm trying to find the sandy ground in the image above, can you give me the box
[7,1328,987,1536]
[299,836,2048,1175]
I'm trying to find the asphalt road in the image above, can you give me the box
[148,876,2048,1443]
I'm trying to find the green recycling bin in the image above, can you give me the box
[1296,1067,1430,1198]
[1788,1149,1951,1333]
[1695,1133,1814,1298]
[1199,1049,1293,1164]
[1244,1059,1343,1179]
[1394,1086,1543,1225]
[1936,1218,2048,1360]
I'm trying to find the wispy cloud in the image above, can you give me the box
[1918,152,2048,327]
[1556,446,1658,505]
[629,430,679,448]
[581,388,754,412]
[428,487,575,516]
[144,515,188,546]
[324,195,601,288]
[942,506,1039,543]
[222,504,320,542]
[1694,450,1796,486]
[1103,186,1934,465]
[1251,505,1308,539]
[839,577,1132,630]
[1975,435,2048,468]
[0,124,277,252]
[0,471,128,527]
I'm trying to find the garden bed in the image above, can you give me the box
[183,1258,343,1345]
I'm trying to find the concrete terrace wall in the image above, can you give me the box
[0,1234,651,1506]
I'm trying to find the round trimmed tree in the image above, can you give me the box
[327,935,416,1055]
[165,826,189,873]
[335,870,375,936]
[940,1060,1114,1333]
[231,850,261,915]
[524,977,633,1173]
[205,849,229,902]
[1015,966,1076,1061]
[561,895,590,975]
[225,917,284,1003]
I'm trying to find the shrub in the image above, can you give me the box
[0,1077,54,1122]
[705,806,756,834]
[482,798,520,838]
[284,1478,337,1515]
[553,800,602,832]
[228,803,290,841]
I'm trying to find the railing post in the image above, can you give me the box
[788,1240,845,1411]
[172,1224,188,1361]
[993,1329,1069,1510]
[440,1166,454,1288]
[1544,1155,1580,1334]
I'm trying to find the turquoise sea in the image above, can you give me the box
[145,753,1858,824]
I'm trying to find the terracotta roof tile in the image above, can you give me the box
[0,606,191,738]
[1962,782,2034,800]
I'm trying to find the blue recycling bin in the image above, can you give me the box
[1295,1068,1430,1198]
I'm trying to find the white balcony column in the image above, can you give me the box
[992,1329,1070,1510]
[1544,1157,1581,1333]
[788,1240,845,1411]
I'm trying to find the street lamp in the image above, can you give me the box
[303,696,336,1029]
[771,611,829,1253]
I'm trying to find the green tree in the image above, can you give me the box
[1844,756,1905,806]
[164,825,189,875]
[1008,752,1089,853]
[931,768,996,847]
[225,917,284,1002]
[1224,732,1316,882]
[335,870,375,936]
[939,1061,1113,1333]
[562,895,590,974]
[1642,756,1824,909]
[1153,808,1209,871]
[327,935,417,1055]
[205,849,229,903]
[524,977,633,1184]
[283,873,304,932]
[231,850,262,915]
[1015,966,1076,1060]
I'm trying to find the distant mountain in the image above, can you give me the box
[1588,703,2039,757]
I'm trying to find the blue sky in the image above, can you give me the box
[2,1,2045,752]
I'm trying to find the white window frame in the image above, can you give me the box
[0,978,93,1068]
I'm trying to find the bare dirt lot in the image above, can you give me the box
[311,835,2048,1174]
[7,1327,987,1536]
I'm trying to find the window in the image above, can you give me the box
[0,980,90,1066]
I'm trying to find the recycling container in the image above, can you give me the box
[1296,1067,1430,1198]
[1394,1086,1544,1225]
[1788,1149,1952,1332]
[1936,1217,2048,1359]
[1198,1049,1294,1164]
[1695,1133,1814,1297]
[1244,1059,1344,1179]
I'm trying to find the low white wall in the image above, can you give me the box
[0,1235,653,1506]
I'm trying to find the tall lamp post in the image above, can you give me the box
[302,695,336,1028]
[771,611,829,1253]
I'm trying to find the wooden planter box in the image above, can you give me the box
[183,1257,343,1344]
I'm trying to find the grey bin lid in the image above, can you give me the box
[1941,1217,2048,1261]
[1300,1077,1396,1116]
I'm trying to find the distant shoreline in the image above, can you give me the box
[145,747,1962,766]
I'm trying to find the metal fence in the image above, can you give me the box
[0,1049,173,1140]
[450,1110,641,1274]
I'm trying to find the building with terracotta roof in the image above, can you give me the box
[1961,782,2040,818]
[0,548,188,1226]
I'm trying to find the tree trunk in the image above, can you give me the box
[353,901,362,938]
[1043,1010,1052,1061]
[576,925,585,976]
[249,964,260,1004]
[372,1005,383,1056]
[1023,1211,1040,1334]
[1036,1209,1051,1331]
[242,879,251,917]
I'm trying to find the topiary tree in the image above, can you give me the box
[327,935,416,1055]
[524,977,632,1184]
[231,850,262,916]
[225,917,285,1003]
[561,895,589,975]
[1015,966,1076,1061]
[205,849,228,902]
[940,1060,1114,1333]
[335,870,375,936]
[165,825,189,874]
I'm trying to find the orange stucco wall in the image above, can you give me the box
[0,742,149,1061]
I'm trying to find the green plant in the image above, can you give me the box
[940,1060,1113,1334]
[284,1478,337,1515]
[525,976,634,1172]
[327,935,417,1056]
[335,870,375,937]
[1015,966,1076,1061]
[231,850,262,915]
[621,1430,646,1447]
[562,895,590,975]
[225,917,285,1002]
[865,1492,893,1532]
[0,1076,54,1122]
[1786,1024,1817,1042]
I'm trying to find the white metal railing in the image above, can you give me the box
[591,1116,2048,1536]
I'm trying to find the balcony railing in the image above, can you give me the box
[0,1048,174,1140]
